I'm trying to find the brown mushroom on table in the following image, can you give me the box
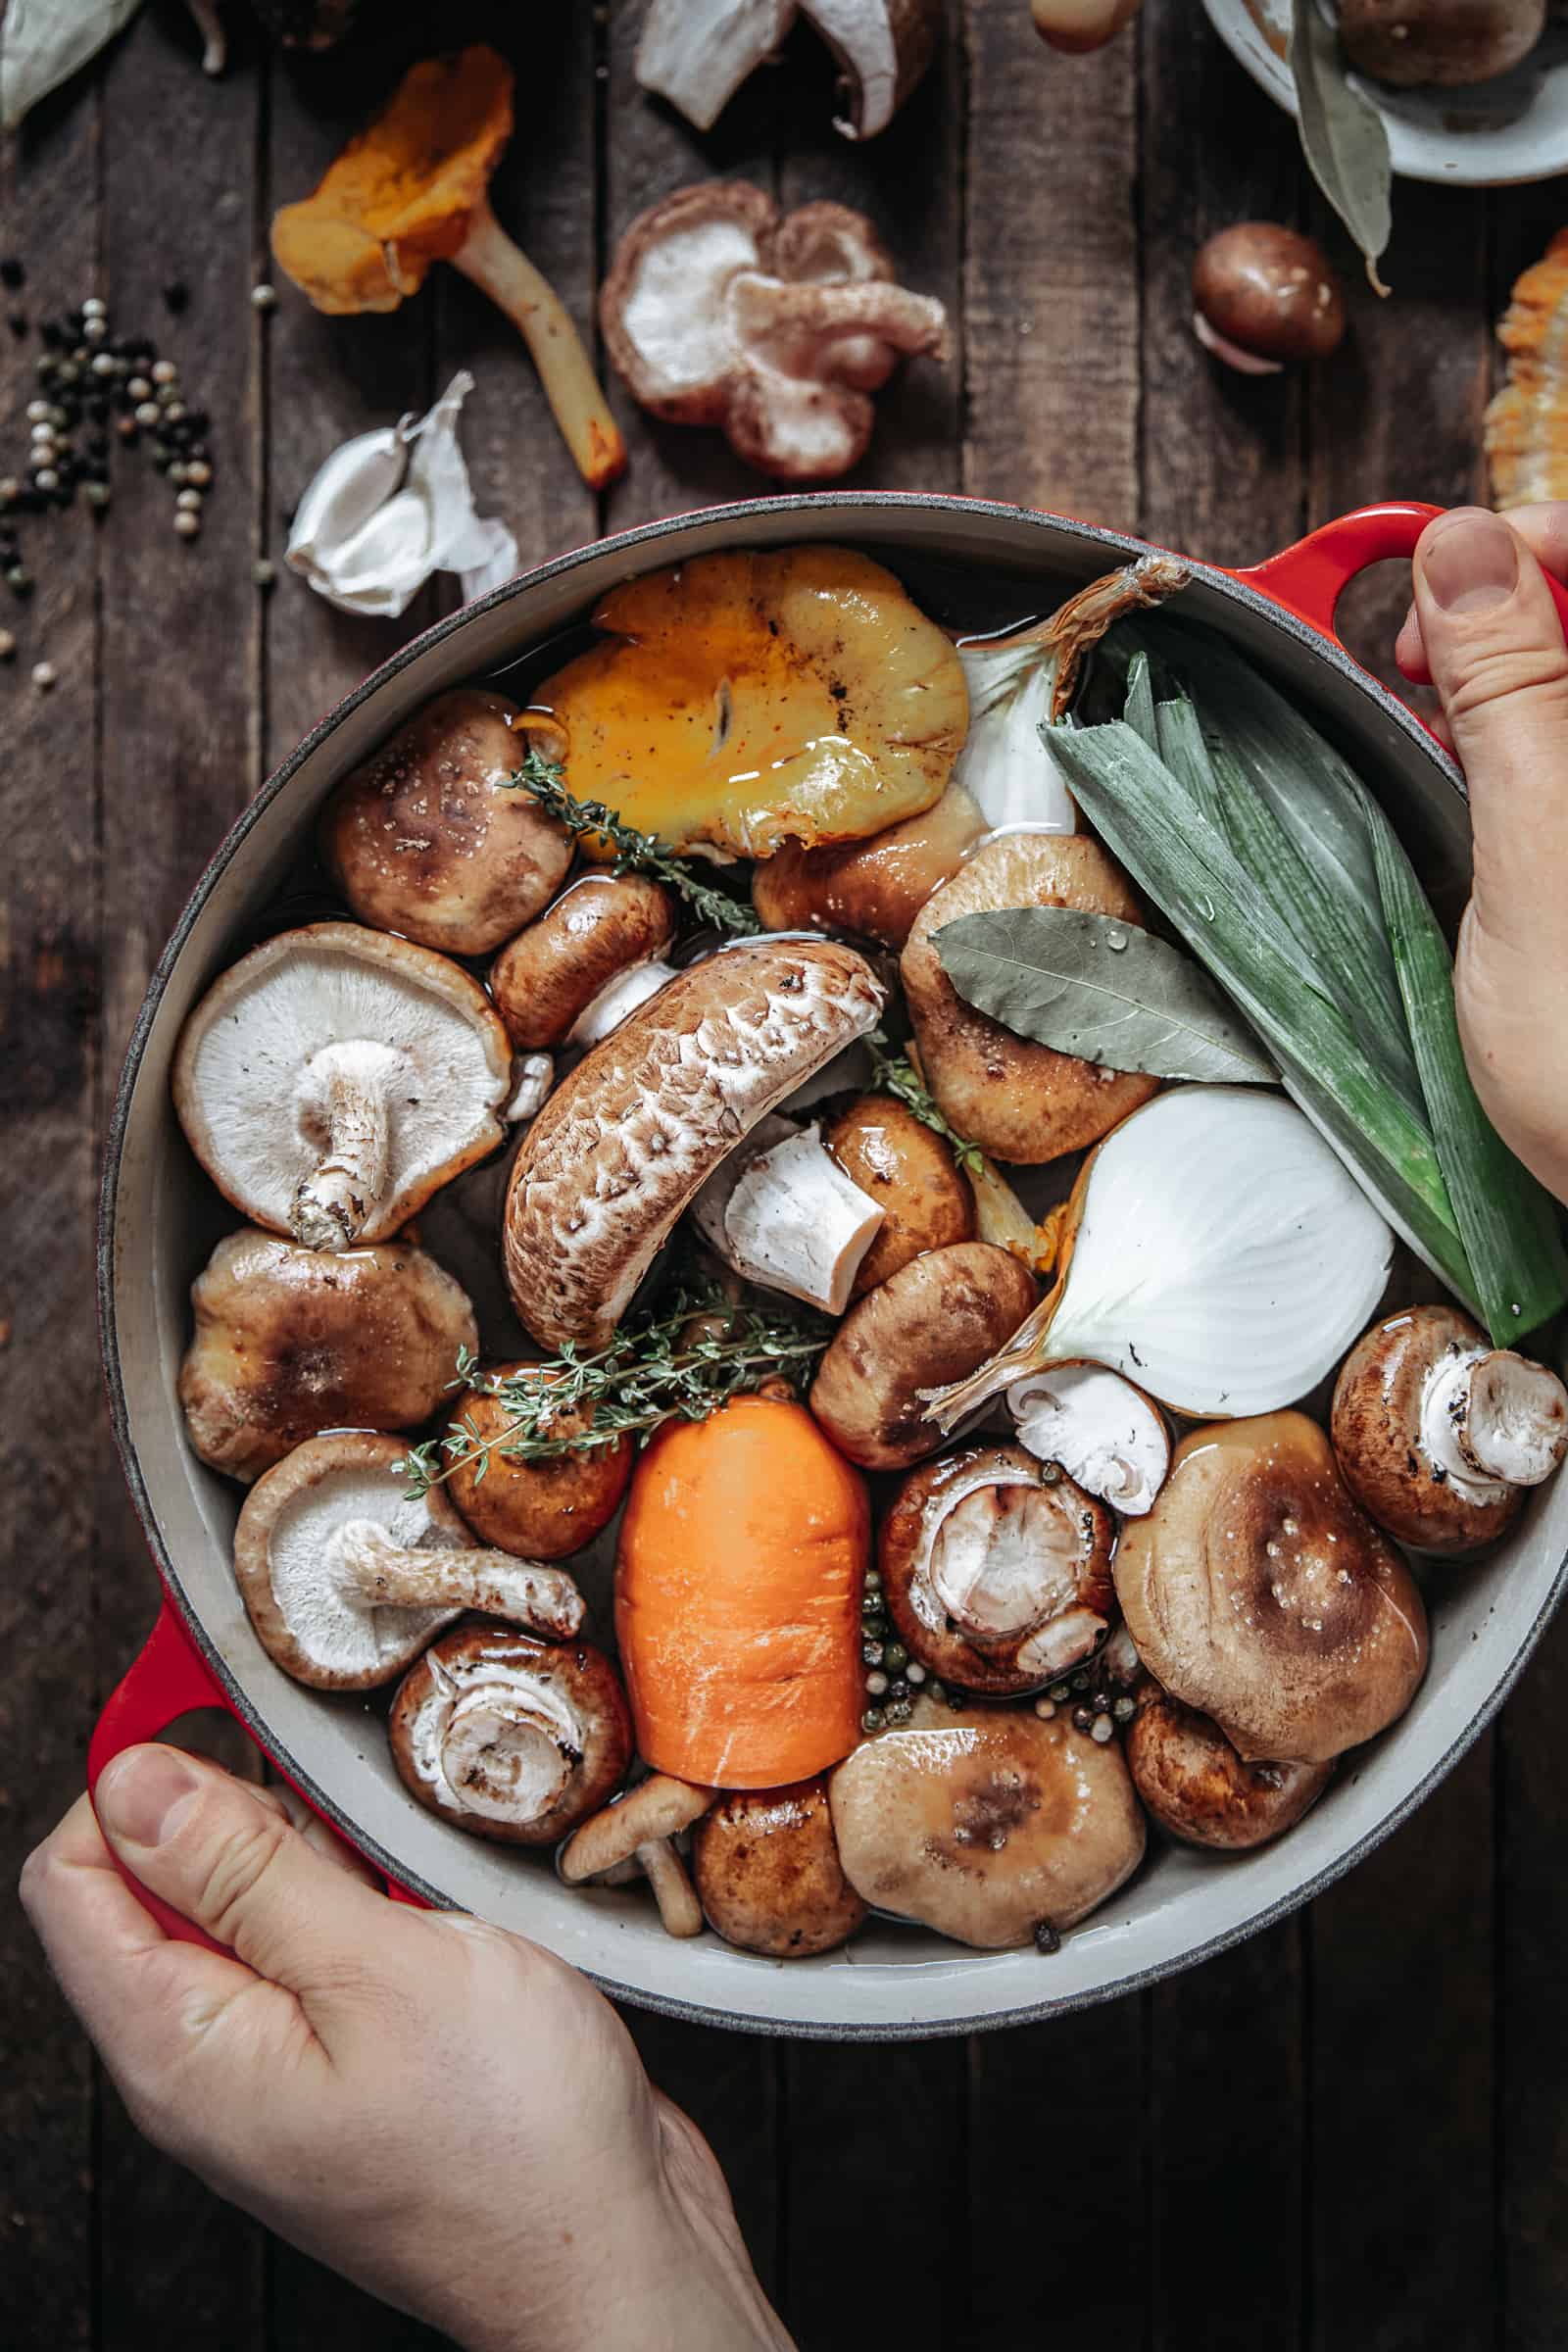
[173,922,512,1254]
[232,1433,585,1691]
[824,1095,976,1296]
[558,1773,714,1939]
[441,1363,634,1560]
[1125,1684,1334,1853]
[1030,0,1144,49]
[178,1227,478,1483]
[1114,1411,1429,1766]
[390,1623,632,1846]
[829,1695,1146,1949]
[808,1240,1039,1470]
[504,936,886,1349]
[318,692,573,956]
[1337,0,1544,87]
[690,1778,868,1957]
[1192,224,1347,376]
[1331,1303,1568,1555]
[752,784,987,949]
[879,1445,1116,1694]
[490,875,680,1054]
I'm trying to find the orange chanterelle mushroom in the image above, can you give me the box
[270,46,624,489]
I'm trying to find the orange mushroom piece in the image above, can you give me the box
[270,46,625,490]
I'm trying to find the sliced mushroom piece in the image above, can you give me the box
[828,1696,1146,1949]
[824,1094,975,1296]
[753,784,987,950]
[442,1363,634,1560]
[504,937,885,1348]
[808,1240,1039,1471]
[1125,1685,1333,1853]
[1114,1411,1429,1766]
[559,1773,714,1938]
[489,874,680,1054]
[690,1114,885,1313]
[178,1227,478,1484]
[173,922,512,1252]
[796,0,942,138]
[880,1445,1116,1695]
[390,1623,632,1846]
[1332,1303,1568,1555]
[635,0,799,132]
[232,1433,584,1691]
[1006,1363,1170,1516]
[690,1778,868,1956]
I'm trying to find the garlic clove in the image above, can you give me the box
[1007,1363,1170,1515]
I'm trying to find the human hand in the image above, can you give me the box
[20,1745,792,2352]
[1396,504,1568,1207]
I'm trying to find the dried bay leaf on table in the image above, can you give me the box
[1289,0,1392,292]
[1,0,143,127]
[934,905,1277,1084]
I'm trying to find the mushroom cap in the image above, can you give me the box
[270,46,513,315]
[172,921,512,1244]
[1113,1411,1430,1766]
[489,873,679,1052]
[503,936,885,1349]
[752,782,987,949]
[1125,1685,1333,1852]
[389,1621,632,1846]
[824,1093,975,1296]
[1331,1304,1530,1555]
[178,1227,477,1483]
[879,1444,1116,1695]
[691,1778,868,1957]
[559,1773,714,1882]
[233,1432,472,1690]
[828,1696,1146,1948]
[901,832,1160,1162]
[1192,224,1346,367]
[443,1362,634,1559]
[319,690,573,956]
[808,1240,1040,1471]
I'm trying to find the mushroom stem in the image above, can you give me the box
[290,1043,396,1251]
[182,0,226,74]
[637,1838,705,1937]
[730,270,949,368]
[1422,1348,1568,1491]
[334,1520,584,1641]
[696,1120,885,1314]
[565,959,680,1049]
[505,1052,555,1124]
[453,196,627,489]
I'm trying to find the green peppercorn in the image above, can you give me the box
[1038,1461,1063,1485]
[882,1642,908,1674]
[860,1707,886,1736]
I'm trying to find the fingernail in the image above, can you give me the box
[1420,509,1520,613]
[97,1748,202,1848]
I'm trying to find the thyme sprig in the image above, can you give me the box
[865,1028,985,1177]
[504,748,761,937]
[400,1286,831,1497]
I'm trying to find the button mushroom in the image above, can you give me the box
[691,1114,886,1314]
[752,783,988,950]
[232,1433,585,1691]
[318,691,573,956]
[808,1240,1039,1471]
[489,875,680,1054]
[439,1363,634,1560]
[503,936,885,1349]
[828,1696,1146,1949]
[1331,1303,1568,1555]
[1192,224,1347,376]
[1113,1411,1429,1766]
[689,1778,868,1957]
[559,1774,714,1940]
[901,834,1160,1162]
[1005,1363,1170,1516]
[599,184,948,481]
[879,1444,1116,1695]
[173,922,512,1253]
[178,1227,478,1483]
[389,1623,632,1846]
[824,1093,976,1296]
[1125,1684,1334,1853]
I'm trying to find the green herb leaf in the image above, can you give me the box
[935,906,1275,1085]
[503,749,761,936]
[1289,0,1392,293]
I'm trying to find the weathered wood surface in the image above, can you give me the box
[3,4,1566,2346]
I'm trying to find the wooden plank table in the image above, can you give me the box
[3,4,1565,2343]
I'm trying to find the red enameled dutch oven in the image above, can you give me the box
[90,493,1568,2039]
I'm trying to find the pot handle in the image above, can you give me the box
[1233,498,1568,647]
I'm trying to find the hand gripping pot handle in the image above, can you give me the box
[89,1599,431,1951]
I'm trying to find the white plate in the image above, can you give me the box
[1202,0,1568,186]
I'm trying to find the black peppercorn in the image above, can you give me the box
[162,282,189,315]
[1033,1921,1061,1956]
[1071,1704,1093,1732]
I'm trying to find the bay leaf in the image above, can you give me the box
[935,906,1276,1084]
[1289,0,1392,294]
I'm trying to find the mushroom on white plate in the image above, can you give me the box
[690,1778,868,1957]
[173,921,512,1253]
[490,874,680,1054]
[1125,1683,1333,1853]
[690,1114,886,1315]
[559,1773,714,1939]
[1006,1363,1170,1516]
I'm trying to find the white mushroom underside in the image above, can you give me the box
[618,218,765,398]
[1422,1348,1568,1493]
[270,1474,463,1680]
[410,1658,584,1827]
[1007,1364,1170,1515]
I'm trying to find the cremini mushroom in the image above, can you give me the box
[690,1778,868,1957]
[441,1363,634,1560]
[753,783,987,949]
[558,1773,713,1939]
[1338,0,1544,86]
[1192,224,1347,375]
[319,691,572,956]
[828,1696,1146,1949]
[504,937,885,1348]
[901,833,1160,1162]
[232,1432,585,1691]
[178,1227,477,1483]
[824,1093,975,1295]
[1331,1304,1568,1555]
[1114,1411,1429,1766]
[879,1444,1116,1695]
[636,0,939,138]
[809,1241,1039,1470]
[1125,1685,1334,1853]
[489,875,680,1054]
[690,1114,884,1314]
[599,184,948,481]
[1006,1363,1170,1516]
[389,1623,632,1845]
[173,922,512,1253]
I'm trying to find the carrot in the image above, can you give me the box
[614,1396,868,1790]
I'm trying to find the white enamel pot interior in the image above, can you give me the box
[100,493,1568,2038]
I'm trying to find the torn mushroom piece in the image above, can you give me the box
[691,1115,885,1314]
[690,1778,867,1957]
[753,784,987,950]
[829,1696,1146,1950]
[1006,1364,1170,1517]
[442,1364,634,1561]
[173,922,512,1253]
[559,1773,714,1938]
[880,1445,1116,1695]
[232,1433,585,1691]
[489,874,680,1054]
[1331,1303,1568,1555]
[824,1093,975,1295]
[390,1624,632,1846]
[504,937,885,1349]
[1125,1685,1333,1853]
[635,0,939,139]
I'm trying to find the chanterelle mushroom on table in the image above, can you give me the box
[173,921,512,1253]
